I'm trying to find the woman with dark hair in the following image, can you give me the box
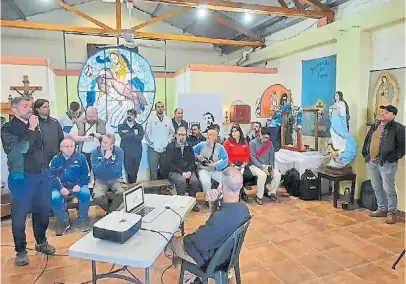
[223,124,251,201]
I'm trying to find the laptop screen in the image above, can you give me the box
[124,184,144,213]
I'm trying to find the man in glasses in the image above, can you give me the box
[50,137,91,236]
[167,126,201,212]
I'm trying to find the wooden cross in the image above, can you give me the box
[9,75,42,101]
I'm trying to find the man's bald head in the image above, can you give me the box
[85,106,98,123]
[222,167,243,194]
[207,129,218,144]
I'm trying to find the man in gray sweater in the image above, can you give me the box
[249,127,281,205]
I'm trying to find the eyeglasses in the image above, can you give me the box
[61,145,75,148]
[177,133,187,136]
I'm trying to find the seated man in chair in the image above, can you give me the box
[249,127,282,205]
[167,126,201,212]
[50,137,91,236]
[91,133,126,213]
[167,167,250,284]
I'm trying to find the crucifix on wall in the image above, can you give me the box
[9,75,42,102]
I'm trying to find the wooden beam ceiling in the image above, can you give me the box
[116,0,122,31]
[299,0,333,11]
[210,12,261,40]
[57,1,115,31]
[141,0,333,18]
[0,20,264,47]
[131,7,192,31]
[277,0,288,9]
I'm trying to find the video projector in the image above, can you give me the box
[93,211,142,244]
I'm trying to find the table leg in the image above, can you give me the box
[180,221,185,236]
[145,267,150,284]
[333,181,339,208]
[92,260,97,284]
[350,177,356,204]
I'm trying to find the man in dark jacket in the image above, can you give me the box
[1,97,56,266]
[91,134,126,213]
[166,167,250,282]
[362,105,405,224]
[33,99,64,167]
[167,126,200,212]
[118,109,144,184]
[172,108,188,133]
[187,123,206,147]
[50,137,90,236]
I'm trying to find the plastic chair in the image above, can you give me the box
[179,217,251,284]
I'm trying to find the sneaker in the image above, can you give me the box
[35,242,56,255]
[386,212,397,224]
[369,210,388,218]
[55,221,70,236]
[15,251,29,266]
[78,219,90,232]
[192,204,200,213]
[240,191,249,202]
[267,193,278,201]
[204,201,210,209]
[255,196,263,205]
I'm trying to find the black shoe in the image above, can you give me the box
[266,193,278,201]
[255,196,263,205]
[55,221,70,236]
[192,204,200,212]
[204,201,209,209]
[35,242,56,255]
[15,251,29,266]
[78,219,90,232]
[240,191,249,202]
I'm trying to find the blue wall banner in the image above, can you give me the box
[301,55,337,137]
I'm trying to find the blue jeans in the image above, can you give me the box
[9,169,51,253]
[368,161,398,212]
[51,185,91,223]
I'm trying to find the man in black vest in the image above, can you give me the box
[172,108,188,133]
[1,97,56,266]
[118,109,144,184]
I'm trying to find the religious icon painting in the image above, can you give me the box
[255,84,289,118]
[77,47,156,131]
[367,68,405,125]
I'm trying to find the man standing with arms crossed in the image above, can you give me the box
[1,97,56,266]
[362,105,405,224]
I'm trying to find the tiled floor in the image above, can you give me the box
[1,189,405,284]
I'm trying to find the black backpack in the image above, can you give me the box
[358,180,378,211]
[299,169,320,201]
[283,168,301,197]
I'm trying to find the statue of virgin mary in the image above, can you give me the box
[327,91,356,168]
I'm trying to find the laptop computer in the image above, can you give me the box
[123,184,164,223]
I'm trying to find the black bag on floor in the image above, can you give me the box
[358,180,378,211]
[283,168,301,197]
[299,169,320,201]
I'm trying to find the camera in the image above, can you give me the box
[200,158,212,166]
[88,133,95,137]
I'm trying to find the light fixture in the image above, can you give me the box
[197,6,207,18]
[244,12,252,23]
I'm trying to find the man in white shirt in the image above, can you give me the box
[145,102,175,180]
[59,101,82,137]
[69,106,114,169]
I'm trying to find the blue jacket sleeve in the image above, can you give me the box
[215,145,228,171]
[135,124,145,143]
[50,156,63,190]
[77,154,90,187]
[193,142,204,158]
[111,147,124,176]
[1,124,29,154]
[91,149,107,177]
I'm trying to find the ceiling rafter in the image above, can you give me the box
[299,0,333,11]
[6,0,27,20]
[277,0,288,8]
[141,0,333,18]
[292,0,305,10]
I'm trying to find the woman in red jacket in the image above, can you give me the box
[223,124,252,202]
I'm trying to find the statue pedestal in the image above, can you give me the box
[325,165,354,176]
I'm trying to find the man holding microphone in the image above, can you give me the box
[1,97,56,266]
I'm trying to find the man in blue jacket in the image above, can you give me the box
[1,97,56,266]
[50,137,91,236]
[118,109,144,184]
[193,129,228,212]
[91,133,126,213]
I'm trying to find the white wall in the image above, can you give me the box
[370,22,405,71]
[1,1,226,71]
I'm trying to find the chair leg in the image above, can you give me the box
[178,266,185,284]
[234,263,242,284]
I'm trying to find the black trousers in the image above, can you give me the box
[9,169,51,252]
[123,149,142,183]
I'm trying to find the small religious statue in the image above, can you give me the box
[327,91,356,168]
[9,75,42,102]
[224,111,229,123]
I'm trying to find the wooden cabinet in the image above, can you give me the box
[230,105,251,123]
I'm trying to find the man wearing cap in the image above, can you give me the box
[362,105,405,224]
